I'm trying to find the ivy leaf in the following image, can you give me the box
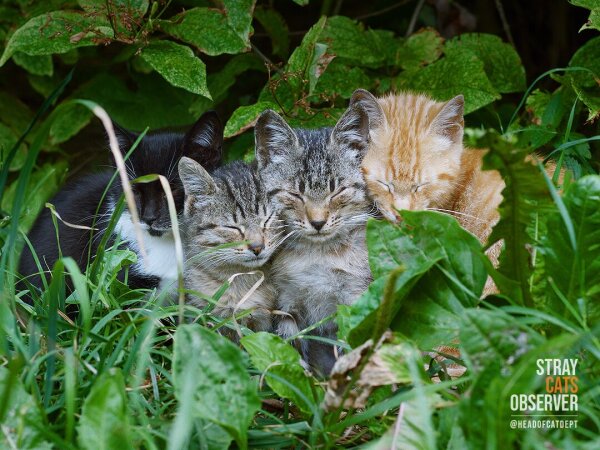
[396,28,444,70]
[0,366,52,449]
[0,11,113,66]
[140,40,209,97]
[12,52,53,76]
[224,101,278,138]
[445,33,526,93]
[342,212,486,348]
[395,45,500,114]
[539,175,600,325]
[77,368,134,450]
[160,7,251,56]
[173,324,260,449]
[242,332,319,414]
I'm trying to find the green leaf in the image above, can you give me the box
[446,33,526,93]
[568,36,600,121]
[12,52,53,76]
[570,0,600,31]
[254,6,289,58]
[77,72,199,130]
[140,40,209,97]
[78,0,148,39]
[160,7,250,56]
[222,0,255,46]
[0,123,27,171]
[47,101,93,145]
[77,368,134,450]
[396,28,443,70]
[242,332,319,414]
[173,324,260,449]
[482,132,551,305]
[189,54,265,116]
[2,161,68,232]
[395,45,500,114]
[0,92,34,135]
[319,16,388,68]
[225,101,278,138]
[0,366,52,449]
[343,212,486,348]
[312,59,371,100]
[0,11,113,66]
[539,175,600,325]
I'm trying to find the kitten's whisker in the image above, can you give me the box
[425,207,489,224]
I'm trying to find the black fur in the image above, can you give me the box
[19,111,224,295]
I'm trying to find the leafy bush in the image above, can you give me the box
[0,0,599,449]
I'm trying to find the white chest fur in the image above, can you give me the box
[114,213,178,283]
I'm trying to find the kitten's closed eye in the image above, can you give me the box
[377,180,393,193]
[412,182,430,193]
[286,191,305,203]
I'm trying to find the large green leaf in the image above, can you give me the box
[76,72,200,130]
[242,332,319,414]
[12,52,53,76]
[568,36,600,121]
[570,0,600,31]
[160,6,251,56]
[0,11,113,66]
[342,212,487,348]
[319,16,389,68]
[445,33,526,93]
[222,0,255,46]
[482,133,551,305]
[224,101,278,138]
[395,45,500,114]
[0,367,52,449]
[396,28,443,70]
[0,123,27,171]
[77,368,134,450]
[47,101,93,145]
[78,0,148,39]
[173,324,260,449]
[140,40,209,97]
[312,59,372,99]
[539,175,600,325]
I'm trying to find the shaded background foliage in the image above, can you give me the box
[0,0,598,229]
[0,1,599,449]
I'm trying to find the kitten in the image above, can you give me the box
[355,90,505,270]
[19,111,223,294]
[178,158,282,336]
[255,106,375,376]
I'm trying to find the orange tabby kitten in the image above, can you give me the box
[354,90,504,265]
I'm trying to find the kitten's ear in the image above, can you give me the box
[112,122,138,154]
[182,111,224,171]
[349,89,385,129]
[431,95,464,144]
[178,156,217,197]
[331,103,371,159]
[254,110,298,168]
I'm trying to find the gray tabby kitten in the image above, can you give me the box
[178,158,283,335]
[255,105,375,375]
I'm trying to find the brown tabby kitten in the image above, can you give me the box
[354,90,504,271]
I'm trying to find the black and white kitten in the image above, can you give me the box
[19,111,224,294]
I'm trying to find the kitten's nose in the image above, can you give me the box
[310,220,326,231]
[248,242,264,256]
